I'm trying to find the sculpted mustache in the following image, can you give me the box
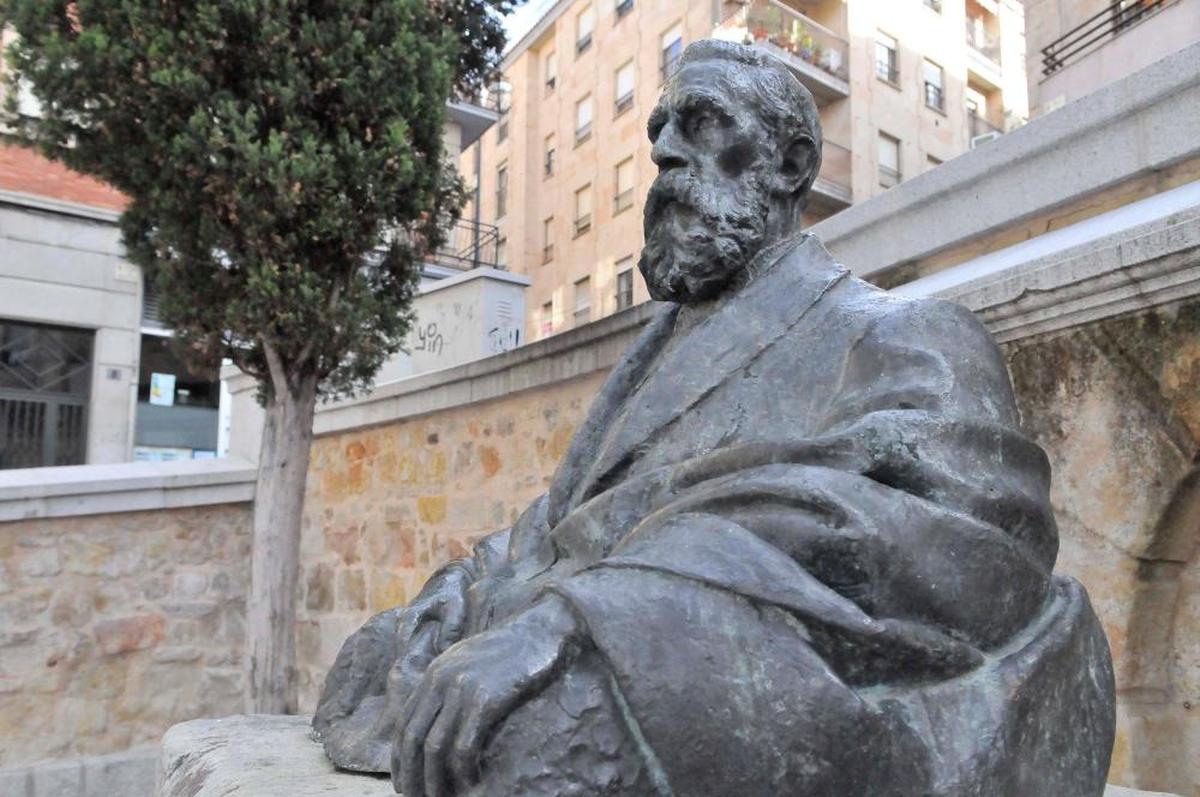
[645,176,703,223]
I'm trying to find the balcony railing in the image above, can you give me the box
[968,110,1003,140]
[965,16,1001,64]
[614,188,634,214]
[1041,0,1175,76]
[718,0,849,83]
[574,213,592,236]
[878,165,902,190]
[428,217,502,271]
[812,139,852,208]
[614,91,634,116]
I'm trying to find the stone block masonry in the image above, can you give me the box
[0,501,252,769]
[296,369,609,709]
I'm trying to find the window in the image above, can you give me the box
[575,95,593,144]
[544,51,557,93]
[614,61,635,116]
[923,0,942,12]
[0,320,92,469]
[875,33,898,85]
[574,277,592,327]
[615,260,634,310]
[540,301,555,338]
[615,0,634,19]
[544,134,556,177]
[495,164,508,218]
[614,158,635,214]
[923,60,944,111]
[543,217,555,263]
[878,132,901,189]
[496,236,507,269]
[574,184,592,236]
[497,115,509,143]
[576,6,594,54]
[660,24,683,84]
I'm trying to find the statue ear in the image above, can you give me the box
[776,134,817,197]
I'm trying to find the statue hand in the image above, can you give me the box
[398,561,475,655]
[392,595,582,797]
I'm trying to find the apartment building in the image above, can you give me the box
[1023,0,1200,118]
[469,0,1028,341]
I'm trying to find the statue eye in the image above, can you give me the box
[688,110,717,137]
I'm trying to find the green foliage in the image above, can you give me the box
[2,0,509,400]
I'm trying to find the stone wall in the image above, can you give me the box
[1006,301,1200,796]
[295,369,608,709]
[0,501,252,768]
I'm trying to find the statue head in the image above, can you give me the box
[639,40,822,303]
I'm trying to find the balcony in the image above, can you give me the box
[447,86,507,149]
[965,13,1002,88]
[428,217,502,271]
[714,0,850,107]
[809,140,852,214]
[1041,0,1176,76]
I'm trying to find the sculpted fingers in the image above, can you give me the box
[394,683,442,797]
[423,681,464,797]
[436,595,468,653]
[448,697,490,791]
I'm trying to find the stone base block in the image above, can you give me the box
[159,715,392,796]
[158,714,1178,797]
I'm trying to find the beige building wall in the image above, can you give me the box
[1022,0,1200,117]
[470,0,1029,343]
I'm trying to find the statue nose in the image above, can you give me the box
[651,124,688,173]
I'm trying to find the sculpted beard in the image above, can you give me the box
[638,170,770,303]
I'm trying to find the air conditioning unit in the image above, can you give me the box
[970,131,1001,149]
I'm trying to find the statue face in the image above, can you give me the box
[639,60,776,304]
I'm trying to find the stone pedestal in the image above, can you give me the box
[159,715,392,796]
[158,714,1179,797]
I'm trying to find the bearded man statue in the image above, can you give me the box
[313,40,1116,796]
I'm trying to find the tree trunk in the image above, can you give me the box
[244,373,319,714]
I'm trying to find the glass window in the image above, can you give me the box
[574,277,592,326]
[540,301,555,338]
[615,61,635,115]
[575,95,593,143]
[495,163,508,218]
[543,217,555,263]
[615,260,634,310]
[544,50,557,93]
[615,0,634,19]
[878,132,901,188]
[577,6,594,53]
[496,236,507,269]
[574,184,593,235]
[661,24,683,83]
[544,134,556,176]
[875,33,898,84]
[614,158,635,213]
[924,60,944,111]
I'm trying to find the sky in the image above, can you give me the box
[503,0,558,53]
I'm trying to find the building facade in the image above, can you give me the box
[1022,0,1200,118]
[0,43,503,469]
[469,0,1029,342]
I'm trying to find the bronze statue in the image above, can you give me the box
[314,40,1116,796]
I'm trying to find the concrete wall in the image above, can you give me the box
[0,193,140,465]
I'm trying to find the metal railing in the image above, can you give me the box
[428,217,502,270]
[614,188,635,214]
[1041,0,1175,76]
[574,213,592,236]
[878,165,902,189]
[614,91,634,116]
[965,16,1002,64]
[718,0,849,82]
[968,110,1003,139]
[575,121,592,144]
[815,140,852,200]
[924,82,945,111]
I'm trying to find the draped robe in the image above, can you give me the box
[315,234,1115,796]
